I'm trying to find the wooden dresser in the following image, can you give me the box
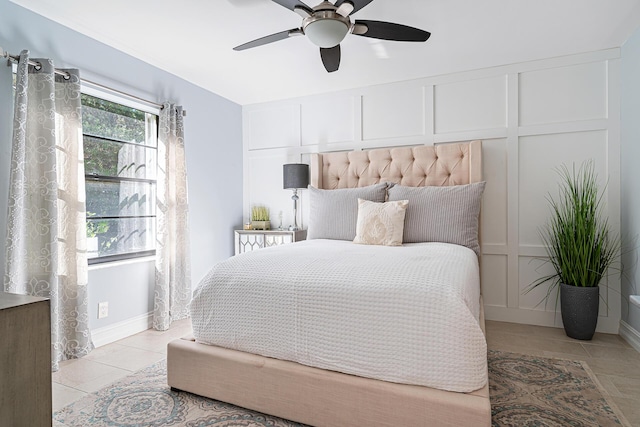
[0,292,52,426]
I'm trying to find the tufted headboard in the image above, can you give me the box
[310,141,482,189]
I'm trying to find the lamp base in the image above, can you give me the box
[290,189,300,232]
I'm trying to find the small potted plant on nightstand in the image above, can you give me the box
[251,206,270,230]
[526,161,620,340]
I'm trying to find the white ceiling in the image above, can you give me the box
[10,0,640,105]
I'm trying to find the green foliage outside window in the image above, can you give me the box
[81,93,157,260]
[86,212,109,237]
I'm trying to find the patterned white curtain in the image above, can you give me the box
[153,103,191,330]
[4,50,93,371]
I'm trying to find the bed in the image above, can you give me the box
[167,140,490,426]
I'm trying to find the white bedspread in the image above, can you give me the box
[190,239,487,392]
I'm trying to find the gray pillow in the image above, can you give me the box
[387,182,486,255]
[307,183,388,240]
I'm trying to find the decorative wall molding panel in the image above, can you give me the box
[242,48,622,333]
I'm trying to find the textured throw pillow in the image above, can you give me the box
[307,183,388,240]
[353,199,408,246]
[387,182,486,255]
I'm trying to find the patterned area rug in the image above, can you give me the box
[54,350,629,427]
[488,350,629,426]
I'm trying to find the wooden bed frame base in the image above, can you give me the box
[166,301,490,427]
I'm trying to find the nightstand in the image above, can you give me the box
[234,229,307,255]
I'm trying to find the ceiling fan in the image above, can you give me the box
[233,0,431,73]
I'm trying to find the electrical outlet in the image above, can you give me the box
[98,301,109,319]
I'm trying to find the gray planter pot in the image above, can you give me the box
[560,283,599,340]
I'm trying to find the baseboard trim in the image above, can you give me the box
[483,305,620,334]
[91,312,153,348]
[619,320,640,353]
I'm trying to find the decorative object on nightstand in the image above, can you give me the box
[283,163,309,231]
[251,205,270,230]
[235,229,307,255]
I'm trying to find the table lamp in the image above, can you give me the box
[283,163,309,231]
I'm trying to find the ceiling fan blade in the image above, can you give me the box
[320,45,341,73]
[233,28,303,51]
[352,20,431,42]
[270,0,313,15]
[294,6,312,18]
[334,0,374,15]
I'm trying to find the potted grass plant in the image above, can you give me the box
[251,205,270,230]
[526,160,619,340]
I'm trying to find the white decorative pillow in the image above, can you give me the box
[307,183,388,241]
[387,182,486,255]
[353,199,409,246]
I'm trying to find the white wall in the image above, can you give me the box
[621,25,640,346]
[243,49,622,334]
[88,259,155,346]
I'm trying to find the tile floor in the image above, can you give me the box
[52,319,193,412]
[53,319,640,425]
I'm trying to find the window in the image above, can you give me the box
[82,90,159,264]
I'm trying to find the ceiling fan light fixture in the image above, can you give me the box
[235,0,431,73]
[303,13,351,48]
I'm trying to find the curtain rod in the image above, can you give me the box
[1,47,186,116]
[2,47,71,79]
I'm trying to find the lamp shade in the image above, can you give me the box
[283,163,310,189]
